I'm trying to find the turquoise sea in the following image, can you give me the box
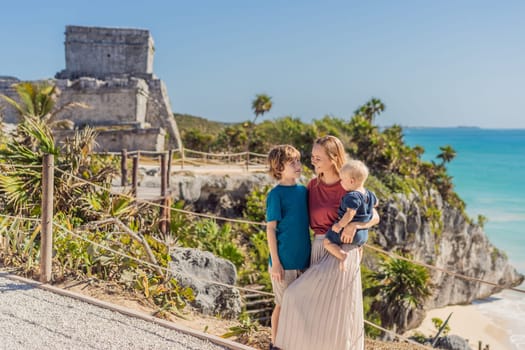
[403,127,525,349]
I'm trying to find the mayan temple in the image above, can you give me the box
[1,25,182,151]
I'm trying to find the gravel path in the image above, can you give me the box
[0,274,231,350]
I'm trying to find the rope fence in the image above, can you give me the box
[52,165,525,294]
[51,221,275,297]
[364,245,525,294]
[94,148,268,168]
[0,213,445,349]
[3,161,523,295]
[0,152,524,347]
[0,164,43,169]
[53,167,266,227]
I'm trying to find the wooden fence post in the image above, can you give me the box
[132,156,139,196]
[159,152,170,235]
[40,154,54,283]
[121,149,128,186]
[167,149,173,187]
[181,147,185,169]
[160,152,167,198]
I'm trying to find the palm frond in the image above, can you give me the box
[0,94,25,116]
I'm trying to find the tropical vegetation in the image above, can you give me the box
[1,82,463,342]
[175,95,464,339]
[0,82,194,317]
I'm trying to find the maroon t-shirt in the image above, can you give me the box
[307,178,347,236]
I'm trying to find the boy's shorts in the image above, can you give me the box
[270,269,303,305]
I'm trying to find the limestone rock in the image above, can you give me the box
[163,174,523,329]
[169,247,241,318]
[170,173,273,217]
[435,335,473,350]
[376,191,523,309]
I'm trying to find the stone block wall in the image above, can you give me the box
[1,25,182,152]
[145,78,182,149]
[55,77,149,127]
[58,26,154,79]
[54,127,166,153]
[0,77,20,123]
[93,127,166,152]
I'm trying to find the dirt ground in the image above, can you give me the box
[54,278,427,350]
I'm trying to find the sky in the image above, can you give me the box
[1,0,524,128]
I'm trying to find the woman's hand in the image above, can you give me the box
[341,223,357,244]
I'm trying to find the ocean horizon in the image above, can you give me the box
[403,127,525,349]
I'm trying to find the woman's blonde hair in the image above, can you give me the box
[267,144,301,180]
[314,135,346,180]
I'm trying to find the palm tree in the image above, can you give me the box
[2,83,76,152]
[412,145,425,157]
[354,97,385,123]
[1,82,55,119]
[0,82,112,217]
[0,105,6,146]
[437,145,456,165]
[246,94,272,168]
[347,113,379,169]
[365,256,432,333]
[0,82,84,130]
[251,94,273,123]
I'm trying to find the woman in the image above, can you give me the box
[274,135,379,350]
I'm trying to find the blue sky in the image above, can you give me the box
[1,0,524,128]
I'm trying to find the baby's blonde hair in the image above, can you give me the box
[267,144,301,180]
[340,159,369,185]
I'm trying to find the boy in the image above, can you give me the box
[323,159,378,271]
[266,145,311,350]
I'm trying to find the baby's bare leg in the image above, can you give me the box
[323,239,349,271]
[324,239,345,259]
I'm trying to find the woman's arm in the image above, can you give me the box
[340,208,380,243]
[355,208,380,229]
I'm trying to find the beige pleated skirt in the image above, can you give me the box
[310,234,328,266]
[275,235,364,350]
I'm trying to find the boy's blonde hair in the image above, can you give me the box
[268,145,301,180]
[340,159,369,184]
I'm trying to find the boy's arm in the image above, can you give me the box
[332,208,357,232]
[266,221,284,282]
[341,208,380,243]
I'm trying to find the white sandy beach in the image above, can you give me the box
[405,303,515,350]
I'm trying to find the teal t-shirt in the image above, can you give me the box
[266,184,311,270]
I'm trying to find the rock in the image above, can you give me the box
[435,335,473,350]
[160,173,523,330]
[170,173,274,217]
[145,168,159,176]
[375,191,523,309]
[168,247,242,318]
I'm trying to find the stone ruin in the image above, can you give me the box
[0,25,182,152]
